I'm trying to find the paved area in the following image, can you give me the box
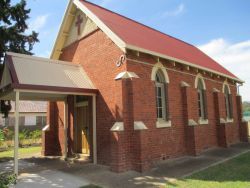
[1,142,250,188]
[13,170,89,188]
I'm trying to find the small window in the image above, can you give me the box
[224,85,233,119]
[24,116,36,126]
[197,78,207,120]
[155,70,169,121]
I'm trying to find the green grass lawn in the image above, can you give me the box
[0,146,41,161]
[166,151,250,188]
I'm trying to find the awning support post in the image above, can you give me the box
[64,99,68,159]
[92,95,97,164]
[14,91,20,175]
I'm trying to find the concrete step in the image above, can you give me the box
[65,153,91,164]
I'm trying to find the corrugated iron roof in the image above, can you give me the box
[10,101,47,113]
[10,52,95,90]
[81,0,238,79]
[1,52,97,94]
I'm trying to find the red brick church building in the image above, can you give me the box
[41,0,248,172]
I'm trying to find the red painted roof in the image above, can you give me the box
[81,1,237,79]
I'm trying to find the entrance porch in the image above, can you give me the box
[0,52,98,175]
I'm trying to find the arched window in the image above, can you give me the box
[155,70,169,121]
[196,77,207,120]
[224,84,233,119]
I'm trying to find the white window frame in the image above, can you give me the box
[195,74,208,124]
[153,67,171,128]
[156,82,166,121]
[223,83,233,121]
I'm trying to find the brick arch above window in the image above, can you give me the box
[222,81,231,94]
[151,62,169,83]
[195,74,206,90]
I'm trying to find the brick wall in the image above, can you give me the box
[42,29,246,172]
[125,51,242,170]
[56,29,125,165]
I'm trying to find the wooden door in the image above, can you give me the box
[76,106,89,154]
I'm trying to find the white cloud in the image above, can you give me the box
[198,38,250,101]
[162,3,185,17]
[27,14,49,33]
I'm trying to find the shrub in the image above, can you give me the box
[0,129,4,147]
[19,129,29,147]
[3,128,14,141]
[30,130,42,144]
[0,173,16,188]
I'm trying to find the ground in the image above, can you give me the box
[0,142,249,188]
[166,151,250,188]
[0,146,41,162]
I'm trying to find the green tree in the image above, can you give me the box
[0,0,39,63]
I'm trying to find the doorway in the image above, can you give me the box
[75,96,90,156]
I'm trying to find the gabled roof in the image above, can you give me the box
[51,0,243,83]
[0,52,97,96]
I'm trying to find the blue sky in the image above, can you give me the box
[20,0,250,100]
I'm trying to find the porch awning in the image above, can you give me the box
[0,52,98,101]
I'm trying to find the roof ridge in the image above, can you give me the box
[83,0,196,48]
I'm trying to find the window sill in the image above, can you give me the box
[198,119,209,125]
[156,120,172,128]
[226,118,234,123]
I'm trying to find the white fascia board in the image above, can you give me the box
[125,44,244,84]
[14,89,96,96]
[73,0,126,52]
[50,0,74,59]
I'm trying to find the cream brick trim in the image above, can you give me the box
[213,88,220,93]
[198,118,209,125]
[188,119,198,126]
[156,120,172,128]
[195,73,206,90]
[115,71,139,80]
[220,118,227,124]
[180,81,190,87]
[226,118,234,123]
[151,62,170,83]
[110,122,124,132]
[42,125,50,131]
[134,121,148,130]
[222,81,231,94]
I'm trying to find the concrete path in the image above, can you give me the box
[12,170,89,188]
[2,142,250,188]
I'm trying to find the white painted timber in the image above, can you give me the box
[14,91,20,175]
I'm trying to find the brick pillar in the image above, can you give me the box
[42,102,62,156]
[67,95,74,156]
[236,95,249,142]
[214,90,232,147]
[181,82,200,155]
[110,78,134,172]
